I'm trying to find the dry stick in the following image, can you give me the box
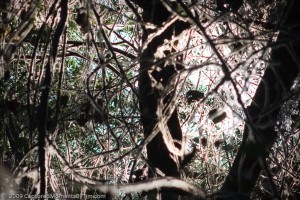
[53,28,67,140]
[174,1,280,197]
[49,142,206,198]
[37,0,67,198]
[27,0,59,143]
[45,123,204,197]
[91,5,141,101]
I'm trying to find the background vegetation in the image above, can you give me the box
[0,0,299,199]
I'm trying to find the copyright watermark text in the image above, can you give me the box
[1,193,107,199]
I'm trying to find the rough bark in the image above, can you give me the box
[218,1,300,199]
[135,0,190,199]
[37,0,67,197]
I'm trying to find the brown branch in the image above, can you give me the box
[37,0,68,197]
[218,1,300,199]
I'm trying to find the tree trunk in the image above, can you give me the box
[218,1,300,199]
[136,1,190,199]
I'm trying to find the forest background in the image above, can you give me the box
[0,0,300,199]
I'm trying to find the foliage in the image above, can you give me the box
[0,0,299,199]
